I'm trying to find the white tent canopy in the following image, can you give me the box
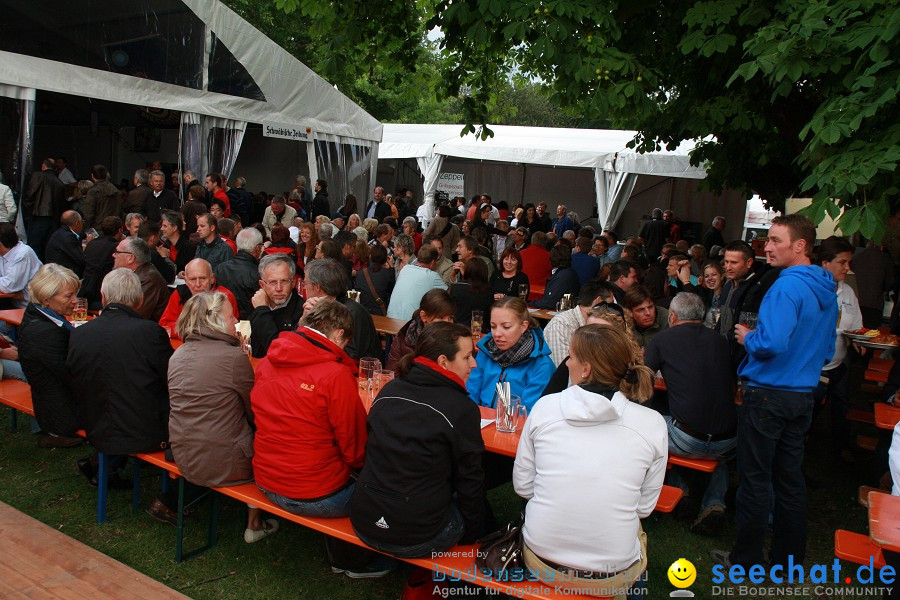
[380,123,706,228]
[0,0,381,205]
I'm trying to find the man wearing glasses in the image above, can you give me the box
[250,254,303,358]
[112,236,169,321]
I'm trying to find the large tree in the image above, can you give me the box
[271,0,898,238]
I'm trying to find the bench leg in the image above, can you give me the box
[161,469,169,495]
[97,452,108,524]
[175,478,219,562]
[131,459,141,513]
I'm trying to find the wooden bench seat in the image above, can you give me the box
[834,529,886,568]
[847,408,876,425]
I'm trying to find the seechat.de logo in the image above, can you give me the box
[668,558,696,597]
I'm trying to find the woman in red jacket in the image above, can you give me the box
[251,299,393,578]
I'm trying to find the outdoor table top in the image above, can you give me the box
[875,402,900,430]
[869,491,900,553]
[0,500,189,599]
[527,308,558,321]
[0,308,23,326]
[372,315,405,336]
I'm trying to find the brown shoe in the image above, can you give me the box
[38,434,83,448]
[146,498,179,527]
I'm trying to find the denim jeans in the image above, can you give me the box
[731,385,813,568]
[664,416,736,511]
[261,482,354,518]
[356,504,465,559]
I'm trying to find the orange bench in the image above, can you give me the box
[667,455,717,473]
[0,379,34,430]
[847,408,876,425]
[834,530,886,568]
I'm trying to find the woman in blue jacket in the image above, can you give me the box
[467,296,555,411]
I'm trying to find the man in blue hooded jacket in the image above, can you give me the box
[715,214,837,570]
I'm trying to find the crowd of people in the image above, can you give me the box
[4,156,899,597]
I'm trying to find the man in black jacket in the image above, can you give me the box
[67,268,172,486]
[81,216,123,309]
[45,210,88,276]
[215,227,263,319]
[365,186,392,223]
[303,258,381,361]
[25,158,66,261]
[716,241,781,371]
[144,170,180,223]
[311,179,331,220]
[250,253,304,357]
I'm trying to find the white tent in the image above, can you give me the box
[0,0,381,203]
[379,123,706,228]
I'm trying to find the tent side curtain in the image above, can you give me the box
[415,153,444,223]
[313,133,378,216]
[595,169,638,231]
[179,113,247,185]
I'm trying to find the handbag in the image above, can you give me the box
[475,514,525,577]
[362,268,387,316]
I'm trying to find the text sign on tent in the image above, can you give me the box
[437,172,464,197]
[263,122,311,141]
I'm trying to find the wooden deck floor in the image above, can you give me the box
[0,501,190,599]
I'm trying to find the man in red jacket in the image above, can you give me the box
[519,231,552,289]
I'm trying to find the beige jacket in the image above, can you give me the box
[167,328,256,487]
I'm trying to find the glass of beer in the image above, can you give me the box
[518,284,528,301]
[359,357,381,393]
[471,310,483,341]
[72,298,88,323]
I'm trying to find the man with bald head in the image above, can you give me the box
[45,210,91,276]
[158,258,239,338]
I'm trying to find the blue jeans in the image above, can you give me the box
[261,482,354,518]
[356,504,465,559]
[664,416,736,511]
[731,386,813,568]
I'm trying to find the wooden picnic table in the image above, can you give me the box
[875,402,900,430]
[372,314,405,336]
[869,490,900,553]
[0,308,23,326]
[528,308,558,321]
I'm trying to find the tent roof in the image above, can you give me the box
[0,0,381,143]
[379,123,705,179]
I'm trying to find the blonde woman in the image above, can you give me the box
[515,325,666,599]
[18,264,82,447]
[149,292,278,543]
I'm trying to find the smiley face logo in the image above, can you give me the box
[667,558,696,588]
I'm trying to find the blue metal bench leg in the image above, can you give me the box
[97,452,108,524]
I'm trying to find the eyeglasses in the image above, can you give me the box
[592,301,624,316]
[263,279,292,288]
[112,250,133,256]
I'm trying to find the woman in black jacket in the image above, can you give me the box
[18,264,83,447]
[449,256,494,325]
[490,246,530,301]
[354,244,394,316]
[350,322,488,557]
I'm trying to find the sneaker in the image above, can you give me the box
[332,555,397,579]
[692,505,725,536]
[244,519,279,543]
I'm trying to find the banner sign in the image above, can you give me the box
[437,172,465,197]
[263,122,311,141]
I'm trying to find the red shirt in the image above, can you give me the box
[213,189,231,217]
[158,285,239,339]
[519,244,552,288]
[222,235,237,254]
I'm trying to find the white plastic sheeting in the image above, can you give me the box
[0,1,382,143]
[380,124,706,227]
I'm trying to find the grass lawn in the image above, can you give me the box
[0,373,889,599]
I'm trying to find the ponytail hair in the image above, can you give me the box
[491,296,539,329]
[570,324,654,403]
[397,321,472,377]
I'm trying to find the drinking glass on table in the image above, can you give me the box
[72,298,88,323]
[369,368,395,402]
[494,394,523,433]
[471,310,483,340]
[359,357,381,393]
[518,284,528,301]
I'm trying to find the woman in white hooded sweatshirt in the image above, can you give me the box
[513,324,668,600]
